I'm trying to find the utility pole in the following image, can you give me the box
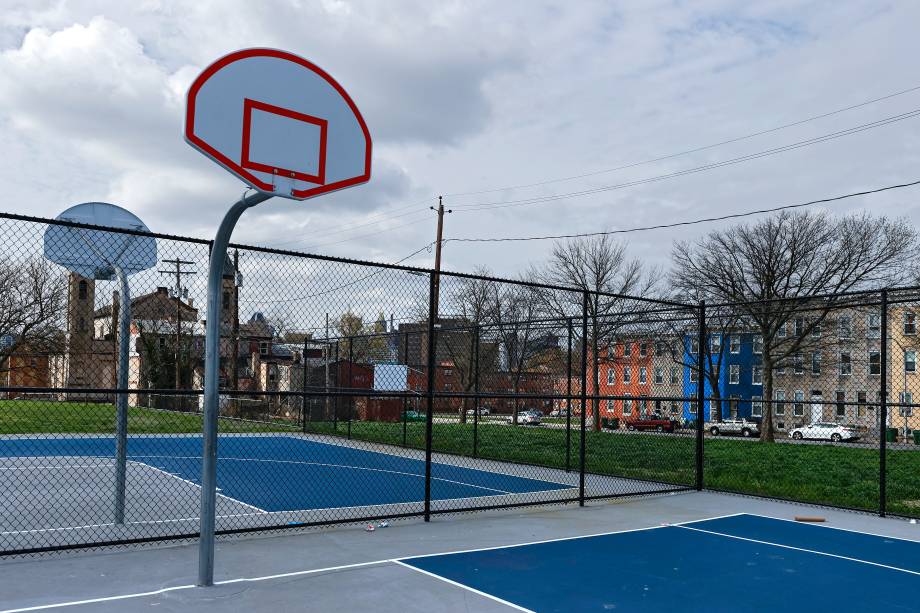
[430,196,452,322]
[159,259,196,392]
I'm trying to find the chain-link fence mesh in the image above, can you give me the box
[1,211,918,556]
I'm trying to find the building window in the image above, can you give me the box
[869,352,881,376]
[752,396,763,417]
[752,365,763,385]
[777,323,787,338]
[78,280,88,300]
[730,335,740,354]
[867,314,881,339]
[606,398,614,412]
[623,343,631,357]
[729,364,740,384]
[857,391,867,418]
[899,392,914,417]
[836,391,846,420]
[654,367,664,384]
[839,352,852,376]
[623,366,631,384]
[753,336,763,355]
[811,351,821,375]
[811,321,821,338]
[793,390,805,416]
[905,312,917,335]
[689,401,697,414]
[774,390,786,416]
[623,395,633,415]
[710,335,721,354]
[656,341,667,356]
[607,369,615,385]
[670,401,679,415]
[689,368,698,383]
[639,367,648,384]
[690,338,699,354]
[670,367,679,384]
[640,396,649,414]
[222,291,231,311]
[776,363,785,375]
[906,350,917,373]
[259,341,269,355]
[794,318,806,336]
[158,337,166,349]
[794,353,804,375]
[639,342,648,357]
[838,315,852,339]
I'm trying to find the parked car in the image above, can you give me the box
[466,406,491,416]
[549,408,571,418]
[625,413,678,432]
[401,410,426,422]
[707,418,761,438]
[507,410,542,425]
[789,422,860,442]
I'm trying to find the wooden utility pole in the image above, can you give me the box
[430,196,451,321]
[159,259,196,391]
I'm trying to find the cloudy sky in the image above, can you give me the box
[2,0,919,283]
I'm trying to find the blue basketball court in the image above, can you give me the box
[397,513,920,612]
[1,434,570,513]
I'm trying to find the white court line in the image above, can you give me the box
[673,524,920,576]
[0,512,741,613]
[132,461,267,514]
[392,560,534,612]
[129,454,517,496]
[742,512,920,544]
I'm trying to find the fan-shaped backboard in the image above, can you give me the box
[43,202,157,280]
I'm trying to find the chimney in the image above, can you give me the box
[187,298,194,308]
[156,286,168,295]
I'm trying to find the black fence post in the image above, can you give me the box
[473,324,480,458]
[333,343,339,432]
[403,331,409,447]
[696,300,706,491]
[424,273,437,522]
[566,317,573,473]
[880,289,888,517]
[579,292,588,506]
[348,340,353,440]
[302,337,309,433]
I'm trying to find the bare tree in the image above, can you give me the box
[490,283,542,424]
[536,235,658,431]
[0,259,67,376]
[439,269,498,422]
[672,211,917,442]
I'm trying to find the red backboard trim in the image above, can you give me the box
[240,98,328,185]
[185,48,371,200]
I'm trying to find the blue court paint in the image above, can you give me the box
[0,435,569,512]
[400,515,920,613]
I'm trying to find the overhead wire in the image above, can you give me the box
[449,108,920,213]
[443,83,920,198]
[444,179,920,243]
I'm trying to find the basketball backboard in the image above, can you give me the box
[185,48,372,200]
[43,202,157,280]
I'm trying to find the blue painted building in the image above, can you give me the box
[681,332,763,421]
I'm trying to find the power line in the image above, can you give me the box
[239,241,436,305]
[444,179,920,243]
[450,108,920,213]
[443,83,920,198]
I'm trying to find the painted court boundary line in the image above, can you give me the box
[392,560,534,613]
[0,513,738,613]
[673,524,920,576]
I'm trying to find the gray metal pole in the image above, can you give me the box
[198,191,270,587]
[113,266,130,525]
[880,289,888,517]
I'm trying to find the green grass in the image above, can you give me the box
[0,400,296,435]
[308,419,920,517]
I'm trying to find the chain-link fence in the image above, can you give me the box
[1,211,918,557]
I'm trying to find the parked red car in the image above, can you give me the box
[625,413,678,432]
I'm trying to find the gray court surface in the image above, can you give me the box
[2,491,918,612]
[1,432,674,552]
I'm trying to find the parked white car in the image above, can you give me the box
[789,422,860,442]
[507,410,542,425]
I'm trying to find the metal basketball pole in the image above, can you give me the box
[199,191,271,587]
[113,266,130,525]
